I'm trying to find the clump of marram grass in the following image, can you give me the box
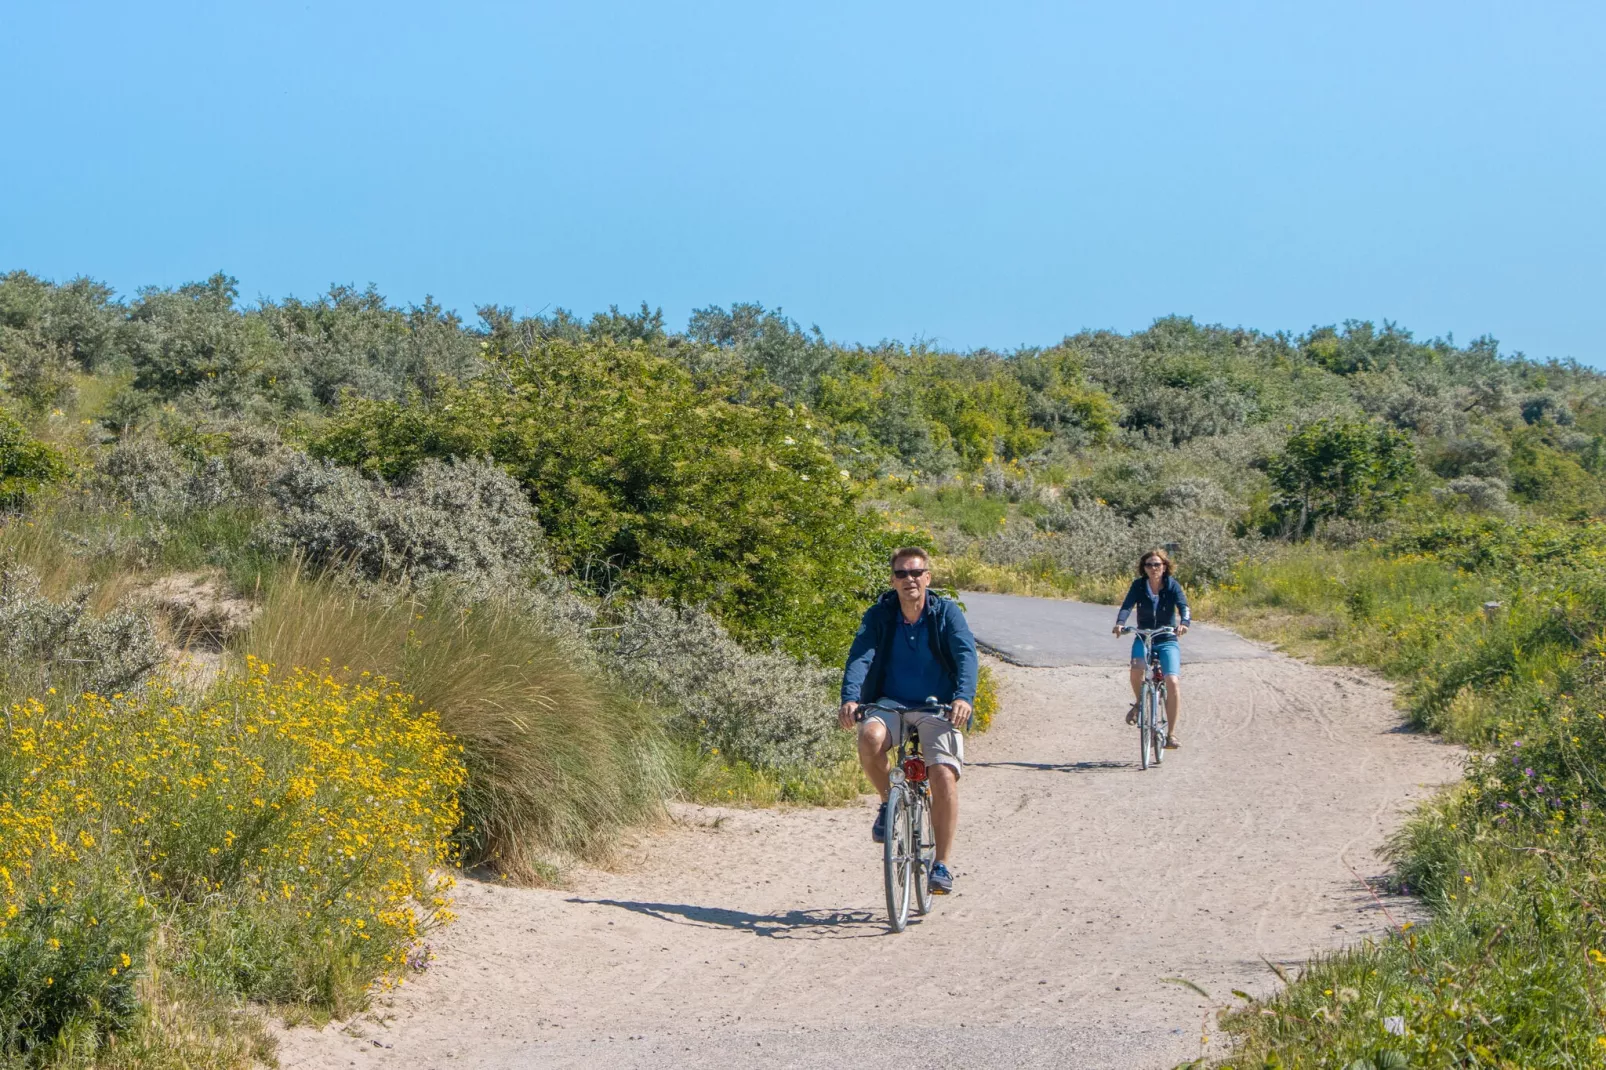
[239,565,672,879]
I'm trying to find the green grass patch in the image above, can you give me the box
[1207,519,1606,1067]
[900,484,1011,539]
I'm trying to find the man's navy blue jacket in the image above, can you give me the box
[839,590,979,706]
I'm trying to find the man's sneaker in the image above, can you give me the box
[871,802,888,843]
[928,861,954,895]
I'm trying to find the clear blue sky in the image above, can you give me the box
[2,2,1602,362]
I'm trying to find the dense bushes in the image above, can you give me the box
[311,340,899,659]
[0,567,162,699]
[0,414,66,511]
[263,456,543,588]
[598,598,839,770]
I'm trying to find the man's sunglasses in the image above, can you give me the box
[893,568,928,579]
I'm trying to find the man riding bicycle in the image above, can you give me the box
[1113,547,1191,747]
[839,547,978,896]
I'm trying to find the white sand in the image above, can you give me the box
[277,646,1458,1069]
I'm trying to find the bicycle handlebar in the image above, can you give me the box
[852,698,955,723]
[1119,625,1179,637]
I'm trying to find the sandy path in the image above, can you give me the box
[278,644,1458,1069]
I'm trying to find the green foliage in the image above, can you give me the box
[1269,418,1417,538]
[311,340,898,659]
[1211,514,1606,1067]
[0,865,152,1063]
[0,414,67,511]
[971,663,999,733]
[902,484,1010,538]
[0,566,163,702]
[1507,426,1606,515]
[262,455,544,589]
[125,274,258,398]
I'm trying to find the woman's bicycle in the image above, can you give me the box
[1122,626,1175,770]
[856,699,946,933]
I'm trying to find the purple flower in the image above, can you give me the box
[1524,768,1535,777]
[1498,801,1512,809]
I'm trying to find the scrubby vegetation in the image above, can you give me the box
[4,265,1606,1065]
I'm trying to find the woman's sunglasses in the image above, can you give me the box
[1143,560,1165,569]
[893,568,928,579]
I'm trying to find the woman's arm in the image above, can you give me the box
[1171,577,1191,626]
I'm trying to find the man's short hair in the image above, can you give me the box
[889,546,930,570]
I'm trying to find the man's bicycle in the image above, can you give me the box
[1122,626,1175,770]
[856,699,946,933]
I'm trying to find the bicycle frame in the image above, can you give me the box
[1123,627,1175,770]
[858,700,946,932]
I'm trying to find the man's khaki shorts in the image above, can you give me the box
[859,701,964,777]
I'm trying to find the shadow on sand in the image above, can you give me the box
[567,898,885,939]
[969,759,1133,773]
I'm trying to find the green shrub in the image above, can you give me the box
[1211,516,1606,1067]
[311,340,899,659]
[0,415,67,511]
[262,455,544,590]
[1269,417,1417,538]
[597,598,838,770]
[0,566,162,701]
[971,663,999,733]
[0,863,153,1064]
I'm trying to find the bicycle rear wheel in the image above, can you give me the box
[883,784,913,932]
[912,791,935,916]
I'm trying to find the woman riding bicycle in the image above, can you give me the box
[1111,548,1191,748]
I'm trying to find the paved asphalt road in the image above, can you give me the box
[959,590,1274,667]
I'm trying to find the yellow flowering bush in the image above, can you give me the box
[0,658,465,1058]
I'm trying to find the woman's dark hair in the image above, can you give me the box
[1136,547,1173,579]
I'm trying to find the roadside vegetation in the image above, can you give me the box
[1,268,1603,1064]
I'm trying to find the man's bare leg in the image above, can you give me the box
[857,720,891,800]
[929,764,958,865]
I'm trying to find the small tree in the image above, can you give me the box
[1269,418,1416,538]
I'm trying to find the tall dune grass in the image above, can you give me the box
[239,566,673,880]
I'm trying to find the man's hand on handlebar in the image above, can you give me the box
[949,698,973,730]
[838,701,859,730]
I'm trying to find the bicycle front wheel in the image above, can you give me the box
[1153,683,1168,764]
[1138,684,1153,770]
[883,784,913,932]
[912,791,935,916]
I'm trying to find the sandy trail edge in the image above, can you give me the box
[277,650,1459,1070]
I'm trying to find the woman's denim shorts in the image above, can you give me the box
[1131,637,1181,676]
